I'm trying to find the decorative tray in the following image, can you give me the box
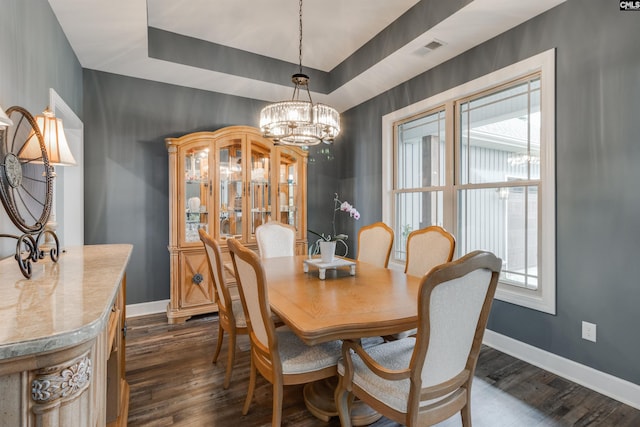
[303,257,356,280]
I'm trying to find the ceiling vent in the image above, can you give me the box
[424,39,444,52]
[414,39,445,56]
[413,39,445,57]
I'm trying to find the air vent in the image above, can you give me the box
[424,40,444,51]
[414,39,446,57]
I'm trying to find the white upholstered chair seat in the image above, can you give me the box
[338,338,416,413]
[337,337,454,414]
[360,336,385,348]
[276,328,342,374]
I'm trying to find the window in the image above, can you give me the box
[457,77,541,290]
[382,50,555,314]
[393,109,446,261]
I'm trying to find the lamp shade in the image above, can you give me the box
[19,109,76,166]
[0,104,12,128]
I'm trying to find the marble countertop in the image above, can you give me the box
[0,244,132,361]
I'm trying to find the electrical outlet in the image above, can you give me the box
[582,321,597,342]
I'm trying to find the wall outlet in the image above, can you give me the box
[582,321,597,342]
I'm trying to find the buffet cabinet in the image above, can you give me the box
[0,244,131,427]
[166,126,308,323]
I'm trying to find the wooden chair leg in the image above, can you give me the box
[242,356,256,415]
[212,323,224,364]
[461,388,472,427]
[335,377,353,427]
[272,382,283,427]
[223,331,237,389]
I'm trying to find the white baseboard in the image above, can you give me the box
[126,299,169,318]
[483,329,640,410]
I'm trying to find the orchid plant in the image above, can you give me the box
[308,193,360,257]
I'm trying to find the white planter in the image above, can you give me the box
[319,241,336,263]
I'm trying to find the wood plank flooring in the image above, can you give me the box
[125,313,640,426]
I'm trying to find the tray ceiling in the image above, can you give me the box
[47,0,565,112]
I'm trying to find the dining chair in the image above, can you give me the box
[255,220,297,259]
[387,226,456,340]
[227,238,343,427]
[199,228,247,389]
[335,250,502,427]
[356,221,394,268]
[405,225,456,277]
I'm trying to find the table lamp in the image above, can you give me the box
[19,108,76,250]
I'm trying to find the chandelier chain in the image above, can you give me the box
[298,0,303,74]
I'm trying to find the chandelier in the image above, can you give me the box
[259,0,340,146]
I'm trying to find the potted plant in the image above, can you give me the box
[308,193,360,261]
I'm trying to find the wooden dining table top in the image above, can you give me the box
[262,255,421,345]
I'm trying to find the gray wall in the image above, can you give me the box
[0,0,82,256]
[82,70,267,303]
[340,0,640,384]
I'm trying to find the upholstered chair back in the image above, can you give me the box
[256,221,296,259]
[419,267,491,387]
[227,238,278,364]
[200,229,229,313]
[357,222,394,268]
[405,225,455,277]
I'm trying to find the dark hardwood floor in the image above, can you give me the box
[125,313,640,426]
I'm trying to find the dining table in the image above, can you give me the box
[261,254,422,425]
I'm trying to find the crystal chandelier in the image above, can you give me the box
[259,0,340,146]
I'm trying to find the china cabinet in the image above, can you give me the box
[166,126,308,323]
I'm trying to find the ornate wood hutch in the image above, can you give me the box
[166,126,308,323]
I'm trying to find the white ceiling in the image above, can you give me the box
[47,0,565,112]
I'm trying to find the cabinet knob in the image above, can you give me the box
[192,273,204,285]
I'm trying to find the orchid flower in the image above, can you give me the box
[308,193,361,258]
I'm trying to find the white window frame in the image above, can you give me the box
[382,49,556,314]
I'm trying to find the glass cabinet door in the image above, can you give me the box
[217,138,244,240]
[249,142,272,240]
[277,149,299,231]
[183,144,211,243]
